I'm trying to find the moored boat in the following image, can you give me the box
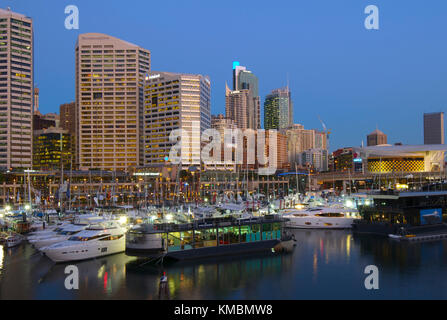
[41,221,126,263]
[282,206,360,229]
[126,214,291,261]
[1,232,24,248]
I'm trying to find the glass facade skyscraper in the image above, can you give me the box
[264,88,293,130]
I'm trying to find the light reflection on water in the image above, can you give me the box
[0,244,3,272]
[0,229,446,299]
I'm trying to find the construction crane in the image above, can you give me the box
[318,116,332,172]
[318,115,331,140]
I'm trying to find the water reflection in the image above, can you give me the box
[125,252,294,300]
[353,234,447,273]
[0,230,446,299]
[0,245,3,269]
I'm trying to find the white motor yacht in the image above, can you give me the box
[1,232,23,248]
[41,221,126,263]
[282,206,360,229]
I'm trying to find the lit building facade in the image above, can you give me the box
[33,127,72,170]
[332,147,362,172]
[143,71,211,166]
[354,145,447,173]
[76,33,151,171]
[0,8,33,170]
[264,88,293,130]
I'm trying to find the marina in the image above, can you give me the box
[0,183,446,300]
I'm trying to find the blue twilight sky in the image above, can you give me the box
[4,0,447,151]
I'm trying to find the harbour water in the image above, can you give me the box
[0,229,446,300]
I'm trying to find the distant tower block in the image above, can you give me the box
[424,112,445,145]
[367,129,387,146]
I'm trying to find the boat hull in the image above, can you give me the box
[285,217,355,229]
[43,239,125,263]
[352,221,406,236]
[126,240,280,261]
[5,238,22,248]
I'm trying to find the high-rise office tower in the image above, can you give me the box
[143,71,211,166]
[424,112,444,145]
[60,102,77,166]
[76,33,150,171]
[227,62,260,129]
[225,83,249,130]
[264,87,293,130]
[0,8,33,170]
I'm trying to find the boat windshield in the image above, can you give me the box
[68,234,110,241]
[315,213,344,218]
[60,230,81,236]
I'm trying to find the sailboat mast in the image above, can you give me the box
[27,169,31,209]
[60,132,64,215]
[69,155,73,212]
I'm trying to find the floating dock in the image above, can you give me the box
[389,224,447,242]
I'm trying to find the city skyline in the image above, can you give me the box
[3,0,447,151]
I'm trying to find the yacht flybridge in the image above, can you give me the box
[30,224,87,250]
